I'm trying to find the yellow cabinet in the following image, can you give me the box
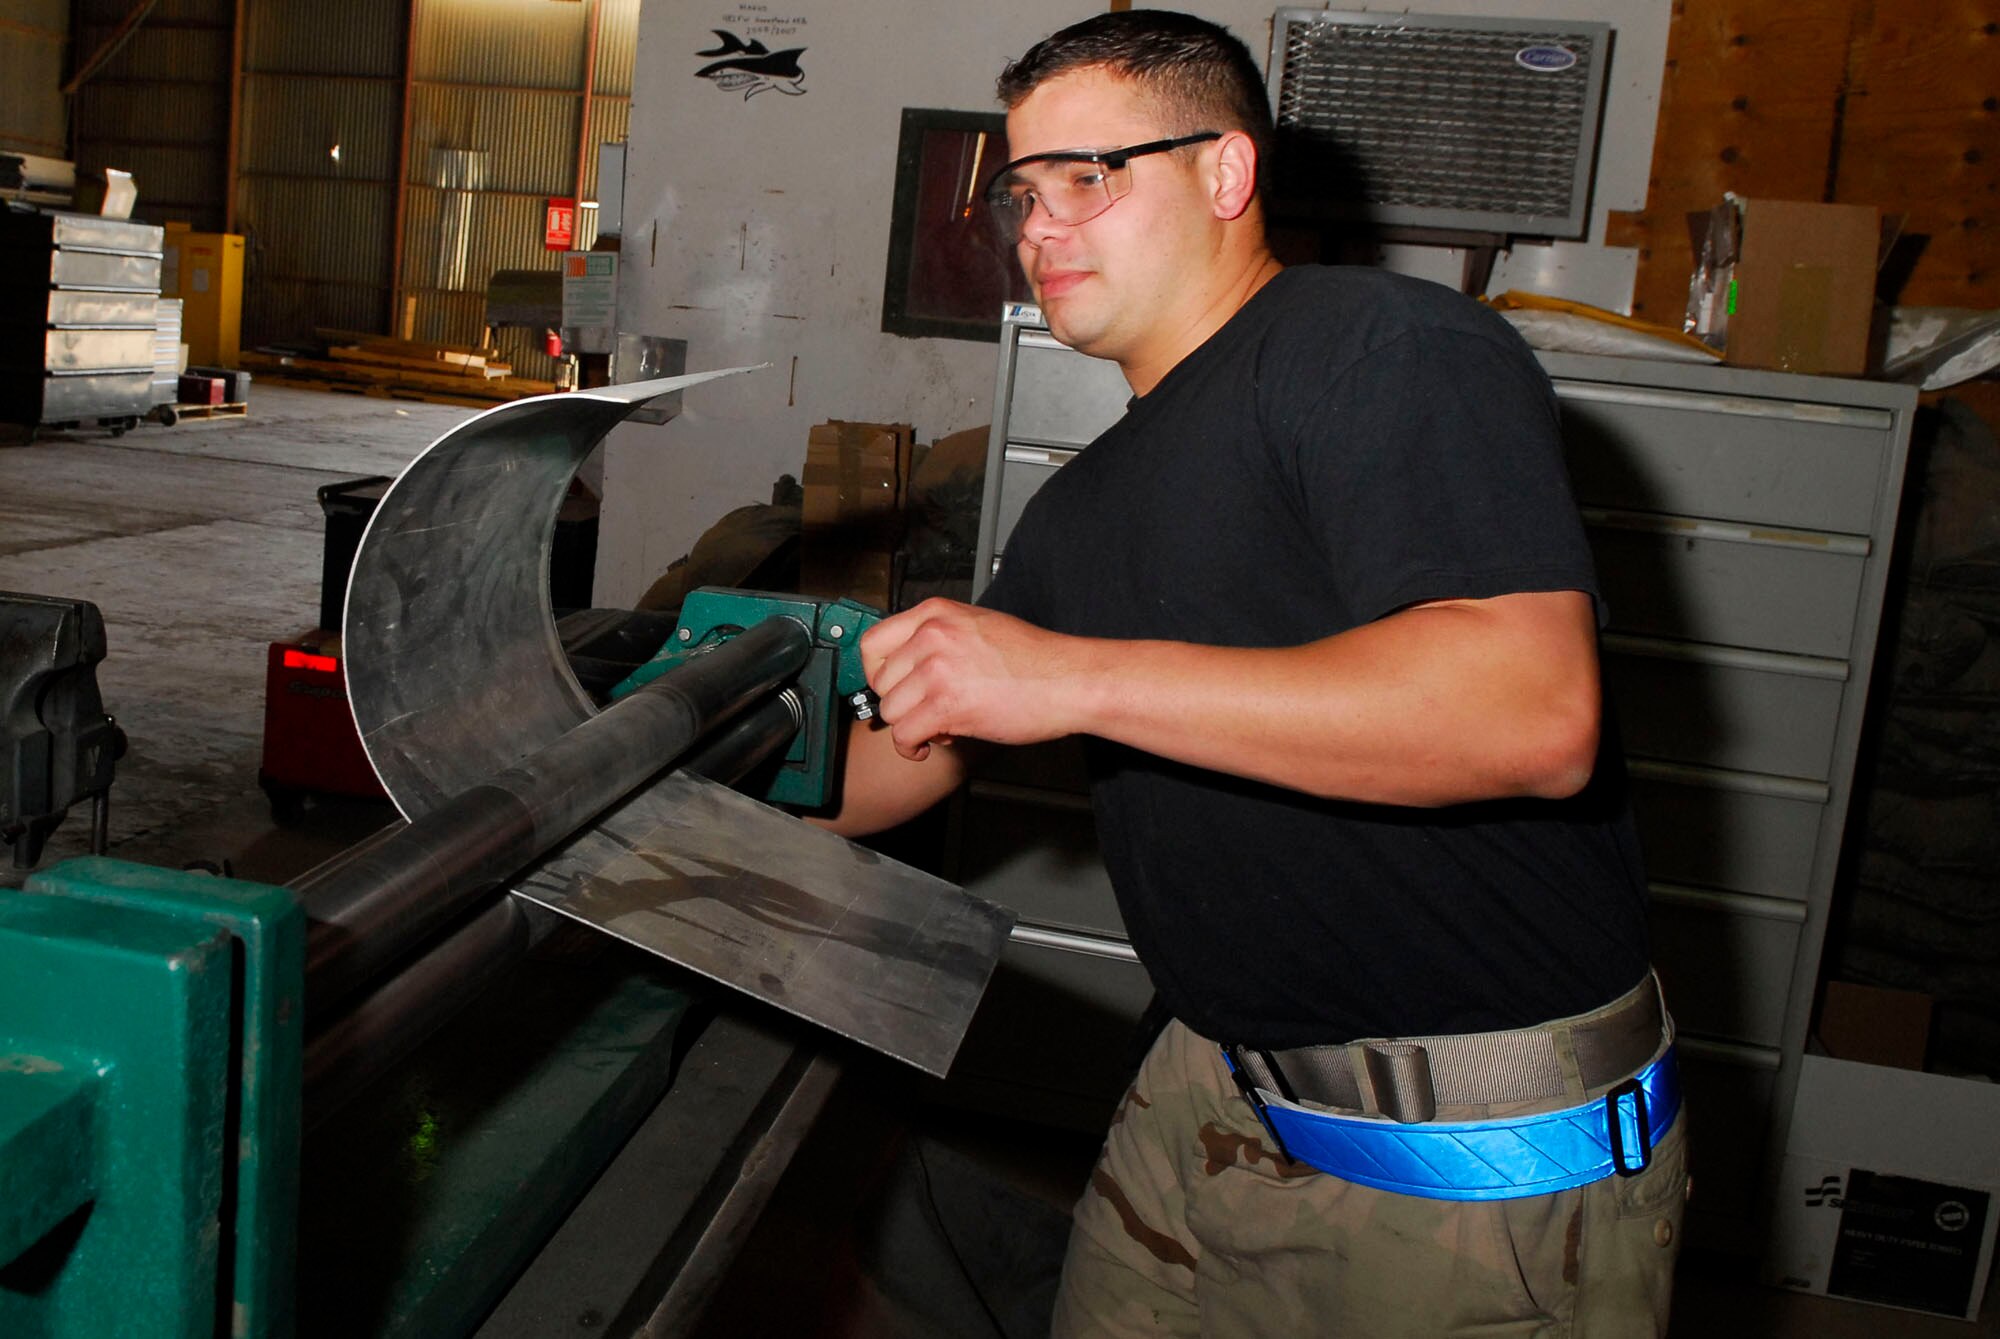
[162,228,243,368]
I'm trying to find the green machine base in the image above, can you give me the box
[0,859,699,1339]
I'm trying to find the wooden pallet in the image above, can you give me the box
[168,401,248,420]
[240,371,506,410]
[241,350,554,406]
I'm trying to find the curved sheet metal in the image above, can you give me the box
[341,373,1014,1077]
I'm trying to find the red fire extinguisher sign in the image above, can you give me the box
[545,197,576,250]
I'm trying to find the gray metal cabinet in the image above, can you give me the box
[959,310,1916,1247]
[1542,349,1917,1253]
[0,211,164,429]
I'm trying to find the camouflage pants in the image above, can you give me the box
[1051,1019,1688,1338]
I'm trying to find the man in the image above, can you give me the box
[822,11,1686,1335]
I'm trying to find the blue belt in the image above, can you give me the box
[1223,1045,1681,1202]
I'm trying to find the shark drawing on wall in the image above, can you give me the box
[695,29,807,99]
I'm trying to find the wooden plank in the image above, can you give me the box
[236,368,509,411]
[326,345,510,379]
[243,351,554,401]
[1832,0,2000,308]
[313,327,498,364]
[1607,0,1859,322]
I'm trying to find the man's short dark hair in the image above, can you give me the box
[996,10,1274,179]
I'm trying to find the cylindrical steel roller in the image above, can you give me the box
[299,687,806,1121]
[300,616,811,1025]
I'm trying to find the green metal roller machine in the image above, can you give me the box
[0,373,1015,1339]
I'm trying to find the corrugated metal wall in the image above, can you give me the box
[237,0,404,344]
[401,0,636,381]
[50,0,637,364]
[0,1,69,159]
[70,0,232,227]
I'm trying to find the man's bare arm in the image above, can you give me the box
[861,589,1601,809]
[807,712,971,837]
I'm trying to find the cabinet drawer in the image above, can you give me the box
[1629,771,1824,903]
[39,370,156,419]
[45,326,155,373]
[46,290,156,327]
[1557,382,1892,535]
[1589,524,1866,660]
[1649,891,1802,1048]
[990,445,1071,561]
[957,785,1122,937]
[1005,337,1129,446]
[947,935,1155,1114]
[48,249,162,291]
[1606,643,1846,782]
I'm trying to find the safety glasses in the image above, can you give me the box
[981,132,1221,242]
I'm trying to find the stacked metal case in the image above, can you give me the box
[0,210,165,430]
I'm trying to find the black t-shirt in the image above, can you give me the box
[981,265,1650,1048]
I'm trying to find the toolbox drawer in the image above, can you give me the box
[1557,382,1891,535]
[1649,890,1802,1048]
[946,933,1155,1125]
[988,444,1072,566]
[45,290,158,327]
[1589,523,1866,660]
[38,370,156,419]
[957,782,1123,937]
[1004,336,1130,446]
[47,248,163,291]
[1605,643,1847,782]
[1629,771,1824,903]
[45,327,156,373]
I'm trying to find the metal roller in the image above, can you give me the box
[335,374,1013,1078]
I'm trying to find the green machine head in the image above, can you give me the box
[609,587,885,809]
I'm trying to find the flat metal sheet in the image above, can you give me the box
[518,773,1007,1077]
[342,373,1012,1077]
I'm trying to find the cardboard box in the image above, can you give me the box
[800,420,914,609]
[1686,197,1884,376]
[1764,1055,2000,1321]
[1819,980,1932,1071]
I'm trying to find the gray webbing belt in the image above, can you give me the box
[1230,974,1666,1125]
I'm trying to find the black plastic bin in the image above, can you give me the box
[315,476,599,633]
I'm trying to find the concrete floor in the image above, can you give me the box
[1,386,463,879]
[3,385,1993,1336]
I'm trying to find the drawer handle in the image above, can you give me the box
[1010,924,1142,962]
[1602,634,1849,682]
[1582,508,1871,556]
[1676,1036,1782,1071]
[1648,881,1807,924]
[1553,380,1895,431]
[1627,758,1831,804]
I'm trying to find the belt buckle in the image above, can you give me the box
[1223,1045,1297,1165]
[1604,1076,1652,1177]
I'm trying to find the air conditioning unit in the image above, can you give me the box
[1268,9,1612,239]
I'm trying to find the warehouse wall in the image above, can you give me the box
[69,0,232,227]
[0,1,69,161]
[234,0,638,366]
[596,0,1672,605]
[237,0,405,341]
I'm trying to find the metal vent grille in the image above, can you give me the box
[1270,9,1610,238]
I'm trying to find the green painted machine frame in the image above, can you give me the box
[0,858,304,1339]
[611,587,884,809]
[0,858,698,1339]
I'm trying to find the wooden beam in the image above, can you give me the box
[1606,0,1860,322]
[573,0,603,206]
[224,0,244,234]
[1831,0,2000,306]
[388,0,422,337]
